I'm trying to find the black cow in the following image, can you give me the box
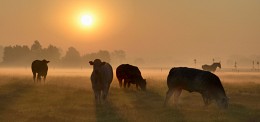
[164,67,228,109]
[116,64,146,91]
[31,59,50,83]
[89,59,113,104]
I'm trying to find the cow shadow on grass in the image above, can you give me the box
[0,82,34,118]
[95,87,126,122]
[95,102,126,122]
[122,89,186,122]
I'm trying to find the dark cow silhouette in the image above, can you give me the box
[31,59,50,83]
[89,59,113,104]
[202,62,221,72]
[164,67,228,109]
[116,64,146,91]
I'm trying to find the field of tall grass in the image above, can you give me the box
[0,68,259,122]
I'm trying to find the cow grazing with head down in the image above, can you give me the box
[164,67,228,109]
[116,64,146,91]
[31,59,50,83]
[89,59,113,104]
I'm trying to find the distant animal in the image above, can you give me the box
[164,67,228,109]
[89,59,113,104]
[202,62,221,72]
[31,59,50,83]
[116,64,146,91]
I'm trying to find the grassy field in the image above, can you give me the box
[0,69,259,122]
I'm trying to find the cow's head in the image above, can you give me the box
[42,59,50,64]
[139,79,147,91]
[216,97,229,109]
[89,59,106,74]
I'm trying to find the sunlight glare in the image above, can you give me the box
[81,15,93,27]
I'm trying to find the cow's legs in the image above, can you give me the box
[164,88,174,106]
[119,79,123,88]
[33,72,36,83]
[43,75,46,83]
[202,94,209,106]
[102,85,110,101]
[37,73,41,82]
[173,89,182,105]
[202,92,211,106]
[94,90,101,104]
[127,81,131,88]
[123,79,127,88]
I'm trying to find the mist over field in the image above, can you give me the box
[0,68,260,121]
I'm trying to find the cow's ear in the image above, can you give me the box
[101,62,106,66]
[47,61,50,63]
[89,61,94,65]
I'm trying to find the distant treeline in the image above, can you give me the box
[0,40,126,68]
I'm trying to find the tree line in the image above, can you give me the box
[0,40,126,68]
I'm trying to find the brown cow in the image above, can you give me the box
[31,59,50,83]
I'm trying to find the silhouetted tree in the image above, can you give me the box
[31,40,42,51]
[42,44,61,64]
[111,50,126,65]
[96,50,111,63]
[0,40,125,68]
[82,50,111,64]
[2,45,30,66]
[62,47,81,67]
[30,40,44,59]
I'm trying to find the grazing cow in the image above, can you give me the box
[89,59,113,104]
[31,59,50,83]
[164,67,228,109]
[202,62,221,72]
[116,64,146,91]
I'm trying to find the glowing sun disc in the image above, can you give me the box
[81,15,93,26]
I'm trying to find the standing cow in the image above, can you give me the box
[164,67,228,109]
[89,59,113,104]
[31,59,50,83]
[116,64,146,91]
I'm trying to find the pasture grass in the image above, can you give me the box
[0,71,259,122]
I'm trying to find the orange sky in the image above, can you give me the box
[1,0,260,67]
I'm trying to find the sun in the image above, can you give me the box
[81,14,93,27]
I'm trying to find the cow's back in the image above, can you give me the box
[116,64,142,80]
[31,60,48,74]
[168,67,216,91]
[91,63,113,85]
[167,67,202,88]
[167,67,226,98]
[101,63,113,84]
[31,60,41,72]
[116,64,127,79]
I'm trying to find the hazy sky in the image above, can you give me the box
[1,0,260,66]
